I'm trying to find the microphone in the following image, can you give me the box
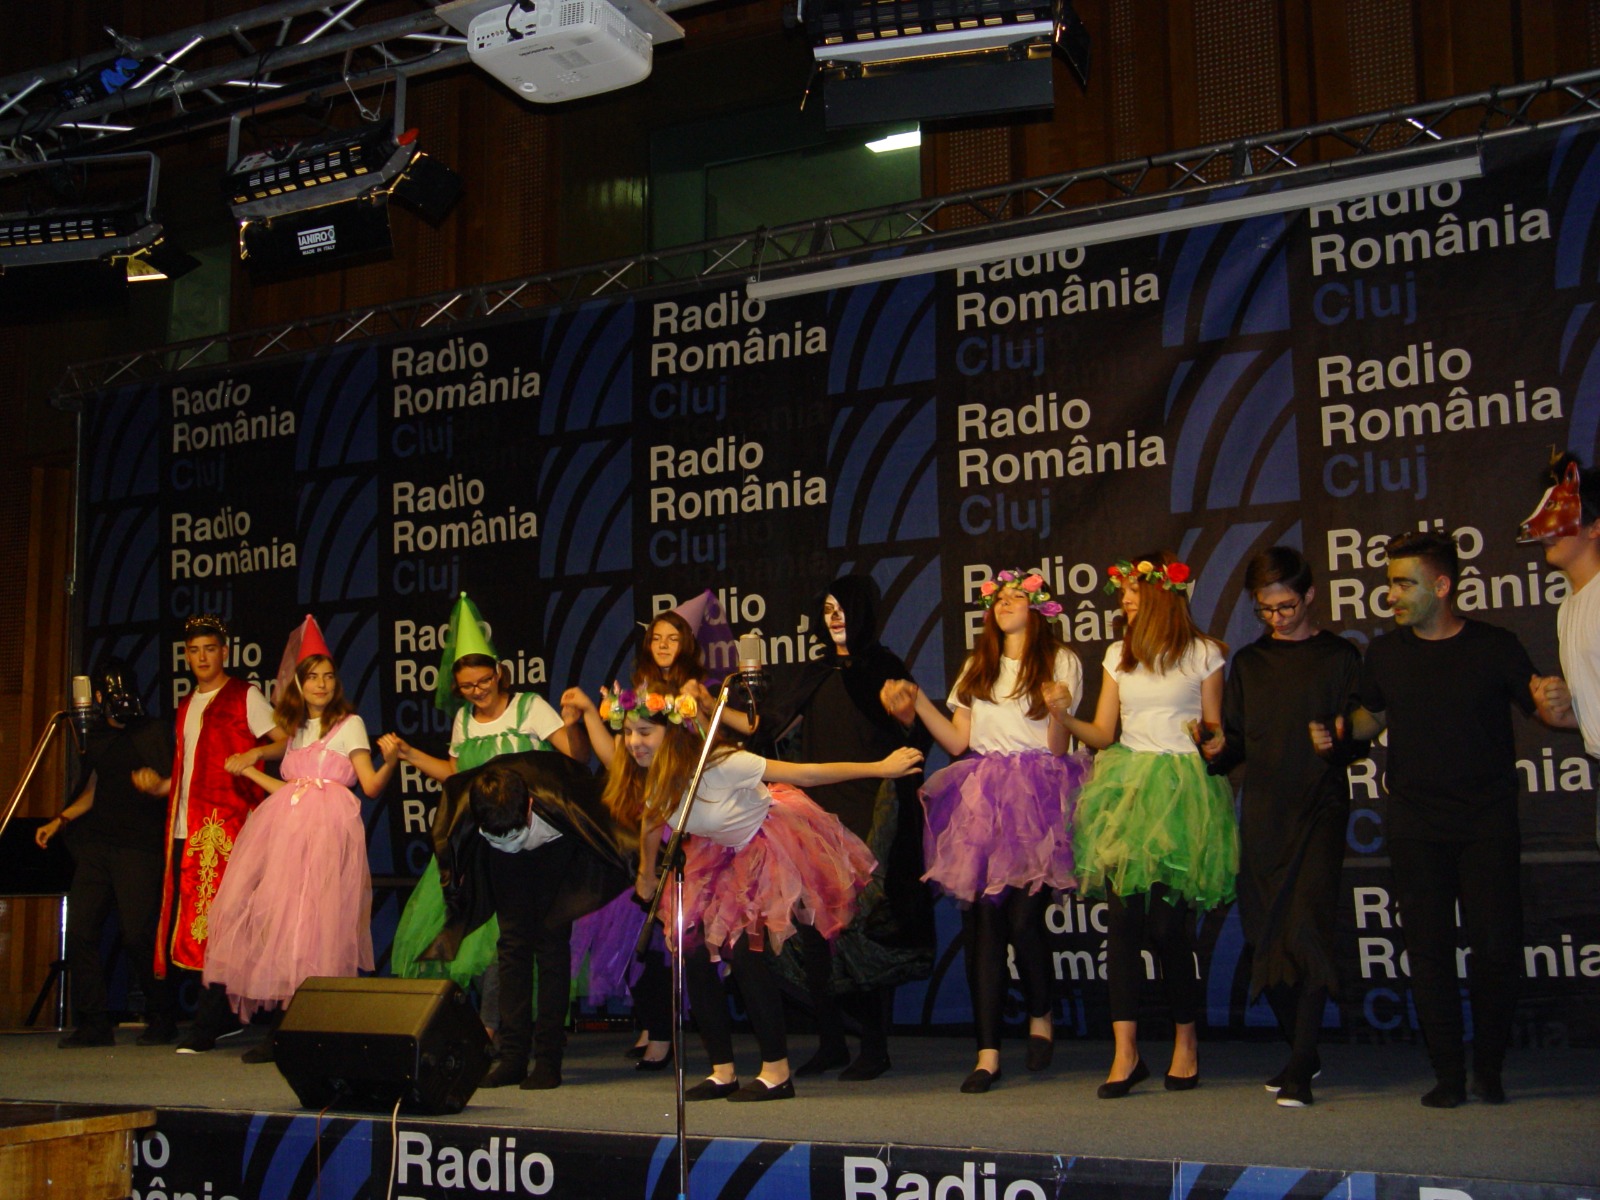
[70,674,94,749]
[733,632,769,708]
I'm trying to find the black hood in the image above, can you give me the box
[816,574,880,655]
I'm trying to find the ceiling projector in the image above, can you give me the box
[468,0,655,103]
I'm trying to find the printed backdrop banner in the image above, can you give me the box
[80,119,1600,1044]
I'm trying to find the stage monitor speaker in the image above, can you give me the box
[275,977,490,1115]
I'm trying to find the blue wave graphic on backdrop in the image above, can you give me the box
[1553,134,1600,289]
[536,437,631,576]
[540,299,633,431]
[1559,303,1600,463]
[243,1113,369,1200]
[1171,352,1299,514]
[295,347,379,470]
[86,382,161,503]
[541,584,637,697]
[1183,519,1272,633]
[827,273,936,393]
[645,1138,810,1200]
[84,505,161,627]
[1162,194,1291,347]
[826,398,938,545]
[296,474,380,602]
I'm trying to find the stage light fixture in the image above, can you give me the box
[804,0,1058,128]
[0,152,162,270]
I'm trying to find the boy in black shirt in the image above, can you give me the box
[1313,531,1535,1108]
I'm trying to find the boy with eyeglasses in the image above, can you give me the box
[1203,546,1367,1108]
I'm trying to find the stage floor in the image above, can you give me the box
[2,1025,1596,1189]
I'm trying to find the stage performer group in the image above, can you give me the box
[46,451,1595,1114]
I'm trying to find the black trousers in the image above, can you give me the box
[684,940,788,1064]
[65,839,171,1027]
[1104,884,1199,1026]
[962,887,1052,1052]
[796,924,891,1058]
[1390,833,1522,1086]
[631,925,672,1039]
[488,837,578,1066]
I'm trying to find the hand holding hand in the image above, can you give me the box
[1531,674,1572,720]
[880,679,918,726]
[879,746,925,778]
[224,747,261,775]
[377,733,411,762]
[561,686,596,716]
[1308,715,1345,756]
[131,767,166,796]
[1042,680,1074,721]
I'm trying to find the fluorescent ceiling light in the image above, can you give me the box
[746,151,1481,301]
[866,130,921,153]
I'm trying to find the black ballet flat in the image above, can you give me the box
[634,1048,674,1072]
[960,1067,1001,1094]
[1026,1036,1054,1072]
[684,1077,740,1101]
[727,1077,794,1102]
[1163,1071,1199,1091]
[624,1044,647,1061]
[1096,1059,1149,1099]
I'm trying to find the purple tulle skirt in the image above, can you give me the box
[569,888,646,1005]
[662,783,876,961]
[920,748,1090,904]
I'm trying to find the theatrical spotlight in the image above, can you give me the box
[225,91,462,282]
[803,0,1089,129]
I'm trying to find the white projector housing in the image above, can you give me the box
[468,0,654,103]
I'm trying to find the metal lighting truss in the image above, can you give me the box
[53,66,1600,402]
[0,1,467,161]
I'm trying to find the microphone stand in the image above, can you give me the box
[633,674,748,1200]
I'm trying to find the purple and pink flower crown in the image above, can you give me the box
[600,689,699,731]
[977,569,1064,617]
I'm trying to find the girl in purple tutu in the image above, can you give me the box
[881,569,1089,1094]
[1054,554,1237,1099]
[603,687,921,1101]
[207,617,396,1058]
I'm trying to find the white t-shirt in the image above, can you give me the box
[450,692,563,758]
[1557,575,1600,758]
[175,682,276,833]
[671,749,771,850]
[1105,639,1225,755]
[290,713,371,757]
[947,648,1083,755]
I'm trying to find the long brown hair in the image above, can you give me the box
[954,600,1070,721]
[1117,550,1224,673]
[600,714,726,829]
[273,654,354,735]
[631,612,704,691]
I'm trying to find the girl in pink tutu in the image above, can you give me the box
[1054,554,1237,1099]
[207,617,396,1058]
[603,687,921,1101]
[880,569,1090,1094]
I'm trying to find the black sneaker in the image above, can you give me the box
[175,1025,244,1055]
[137,1020,179,1047]
[1275,1079,1314,1107]
[1264,1059,1322,1092]
[58,1024,115,1048]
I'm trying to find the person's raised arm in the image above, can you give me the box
[376,732,457,783]
[758,746,924,789]
[562,686,617,769]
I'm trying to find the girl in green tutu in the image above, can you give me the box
[1053,553,1238,1099]
[379,593,586,1010]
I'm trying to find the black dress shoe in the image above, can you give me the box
[480,1057,529,1088]
[1264,1058,1322,1092]
[838,1053,891,1082]
[959,1067,1001,1094]
[1275,1079,1314,1107]
[728,1077,795,1102]
[794,1043,850,1077]
[684,1077,740,1101]
[521,1060,562,1090]
[1420,1081,1466,1109]
[635,1048,674,1072]
[1025,1036,1054,1072]
[1096,1059,1149,1099]
[624,1044,647,1061]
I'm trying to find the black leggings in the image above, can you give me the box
[962,888,1052,1052]
[797,924,892,1058]
[684,939,788,1064]
[1104,884,1199,1025]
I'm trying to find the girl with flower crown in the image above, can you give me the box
[1052,552,1238,1099]
[208,618,397,1060]
[880,569,1090,1095]
[600,687,921,1101]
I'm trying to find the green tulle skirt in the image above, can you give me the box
[389,856,499,986]
[1072,744,1239,909]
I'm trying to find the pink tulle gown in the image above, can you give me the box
[203,720,374,1020]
